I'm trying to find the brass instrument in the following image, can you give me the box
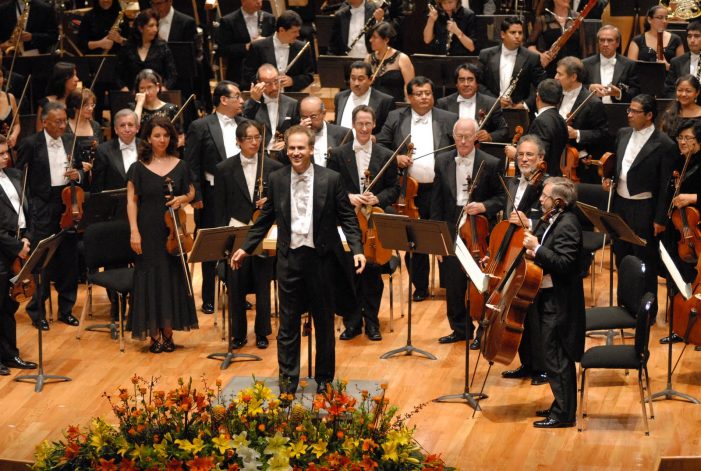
[661,0,701,20]
[346,0,388,53]
[5,0,30,56]
[103,9,125,54]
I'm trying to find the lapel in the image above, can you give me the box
[263,37,277,67]
[490,47,502,86]
[340,8,350,45]
[475,93,491,120]
[0,172,15,213]
[399,108,411,144]
[235,10,251,42]
[571,87,588,112]
[108,139,127,178]
[312,165,327,235]
[231,155,253,203]
[616,128,633,174]
[337,91,350,122]
[513,47,526,80]
[682,53,692,76]
[367,89,379,111]
[541,213,561,245]
[629,130,660,171]
[344,146,360,193]
[207,114,228,161]
[277,96,291,129]
[432,110,444,147]
[279,166,291,230]
[612,54,624,85]
[447,155,458,204]
[259,99,273,132]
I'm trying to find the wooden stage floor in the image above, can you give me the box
[1,248,700,470]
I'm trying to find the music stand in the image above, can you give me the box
[317,55,357,88]
[649,243,700,404]
[14,231,69,393]
[190,226,262,369]
[374,214,454,360]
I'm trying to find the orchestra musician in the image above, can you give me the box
[230,125,366,397]
[184,80,246,315]
[523,176,586,428]
[435,63,509,143]
[664,22,701,99]
[423,0,476,56]
[242,11,314,92]
[334,61,395,134]
[527,0,585,77]
[377,76,457,302]
[659,75,701,138]
[17,102,83,331]
[430,118,504,347]
[628,5,684,69]
[0,68,20,149]
[35,62,80,133]
[329,0,386,58]
[364,21,415,103]
[216,0,276,85]
[92,109,141,193]
[77,0,128,55]
[0,0,58,55]
[583,25,640,105]
[327,105,399,342]
[214,121,282,350]
[0,135,36,375]
[603,94,677,320]
[290,95,349,167]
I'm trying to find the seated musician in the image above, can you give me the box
[214,121,283,350]
[0,0,58,55]
[583,25,640,104]
[664,22,701,99]
[327,105,399,341]
[334,61,395,134]
[328,0,387,58]
[430,118,504,347]
[659,75,701,138]
[628,5,683,70]
[77,0,128,55]
[435,63,509,143]
[523,176,586,428]
[554,56,608,183]
[423,0,476,56]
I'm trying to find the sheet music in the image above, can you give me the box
[455,237,488,293]
[659,242,693,300]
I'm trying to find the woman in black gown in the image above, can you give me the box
[127,116,196,353]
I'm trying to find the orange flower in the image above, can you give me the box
[186,456,215,471]
[258,423,266,432]
[165,460,184,471]
[119,458,139,471]
[361,439,377,452]
[336,430,344,439]
[360,455,379,470]
[96,458,118,471]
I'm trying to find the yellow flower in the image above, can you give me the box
[268,453,292,471]
[342,438,359,454]
[153,440,170,460]
[175,437,206,455]
[381,441,399,462]
[287,440,308,459]
[264,432,290,455]
[232,431,250,450]
[310,440,327,458]
[130,444,150,461]
[247,397,264,416]
[253,382,275,401]
[212,435,235,454]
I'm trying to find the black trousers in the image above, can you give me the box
[277,247,336,392]
[517,302,545,372]
[0,262,20,361]
[195,183,218,306]
[344,261,383,332]
[227,254,274,341]
[441,255,475,338]
[404,183,433,294]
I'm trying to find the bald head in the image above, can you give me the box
[300,96,326,133]
[453,118,477,156]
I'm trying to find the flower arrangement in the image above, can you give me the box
[32,375,454,470]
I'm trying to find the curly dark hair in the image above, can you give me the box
[138,116,179,163]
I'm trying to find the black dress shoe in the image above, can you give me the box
[660,333,684,344]
[366,327,382,341]
[531,372,549,385]
[161,336,175,353]
[231,338,247,349]
[340,327,361,340]
[256,336,269,349]
[501,365,532,379]
[438,332,466,344]
[412,291,428,302]
[201,303,215,314]
[533,417,575,428]
[3,356,37,369]
[0,365,9,376]
[149,339,163,354]
[316,380,331,394]
[469,338,481,350]
[59,314,80,326]
[535,409,551,418]
[32,319,49,331]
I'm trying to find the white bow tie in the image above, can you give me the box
[455,156,472,166]
[601,57,616,67]
[241,157,256,167]
[221,116,237,126]
[457,95,474,103]
[48,138,62,149]
[120,142,136,151]
[294,173,309,183]
[502,47,518,58]
[277,43,290,50]
[414,116,429,125]
[354,144,371,153]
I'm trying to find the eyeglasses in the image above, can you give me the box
[227,93,242,99]
[242,135,263,142]
[652,15,668,20]
[454,134,475,142]
[626,108,645,114]
[411,91,433,98]
[517,152,538,158]
[676,135,697,142]
[301,113,321,120]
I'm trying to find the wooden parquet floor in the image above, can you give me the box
[2,247,701,470]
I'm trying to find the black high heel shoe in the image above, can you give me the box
[162,335,175,353]
[149,338,163,354]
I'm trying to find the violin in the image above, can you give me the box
[392,143,420,219]
[458,164,489,261]
[59,152,85,230]
[505,125,523,177]
[164,177,194,297]
[668,152,701,264]
[357,170,392,265]
[9,166,34,302]
[584,151,616,180]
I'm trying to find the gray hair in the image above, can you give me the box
[113,108,139,124]
[42,101,66,120]
[544,176,577,208]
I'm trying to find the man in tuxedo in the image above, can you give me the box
[242,10,314,92]
[231,125,366,397]
[431,118,504,346]
[0,0,58,54]
[184,80,246,314]
[329,0,385,58]
[377,76,458,301]
[215,121,282,350]
[603,94,676,319]
[583,25,640,104]
[92,109,140,193]
[327,105,398,341]
[524,177,586,428]
[292,96,349,167]
[478,16,546,111]
[665,21,701,98]
[217,0,276,85]
[554,57,608,183]
[17,102,83,330]
[436,62,509,143]
[334,61,395,134]
[0,136,36,375]
[243,64,300,153]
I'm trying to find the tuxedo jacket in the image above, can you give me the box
[328,2,375,56]
[0,168,32,249]
[214,153,283,227]
[529,107,568,177]
[242,36,314,92]
[242,94,300,141]
[376,107,458,155]
[435,92,509,143]
[217,8,276,83]
[91,138,141,193]
[582,53,640,103]
[276,123,351,167]
[0,0,57,53]
[333,88,395,134]
[565,87,608,151]
[326,141,399,211]
[613,127,676,225]
[478,45,546,106]
[533,210,586,361]
[504,174,545,220]
[430,149,505,228]
[165,10,197,42]
[665,52,695,98]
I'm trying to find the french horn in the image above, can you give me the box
[661,0,701,20]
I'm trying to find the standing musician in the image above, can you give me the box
[0,136,36,375]
[583,25,640,104]
[423,0,477,56]
[664,22,701,99]
[214,121,282,350]
[554,56,608,183]
[242,11,314,92]
[216,0,276,85]
[92,109,141,193]
[377,76,457,302]
[329,0,387,58]
[431,118,504,347]
[17,102,82,331]
[435,63,509,143]
[478,16,546,111]
[290,96,349,167]
[334,61,395,134]
[185,81,246,315]
[0,0,58,55]
[501,134,549,385]
[230,125,366,397]
[327,105,398,342]
[603,94,677,320]
[523,176,585,429]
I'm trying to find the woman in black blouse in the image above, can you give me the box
[628,5,683,70]
[77,0,128,55]
[423,0,476,56]
[527,0,585,77]
[116,9,177,91]
[35,62,80,132]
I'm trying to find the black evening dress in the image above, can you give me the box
[127,159,197,340]
[631,33,682,63]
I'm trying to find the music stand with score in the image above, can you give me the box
[14,231,68,393]
[373,214,454,360]
[189,226,262,370]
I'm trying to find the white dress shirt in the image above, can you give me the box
[513,176,528,210]
[457,94,477,120]
[617,124,655,199]
[242,10,260,40]
[340,87,372,129]
[314,122,329,167]
[455,149,475,206]
[347,2,369,58]
[118,138,138,174]
[559,85,581,119]
[240,152,258,201]
[691,53,701,78]
[45,131,69,187]
[264,94,279,149]
[599,53,616,104]
[217,112,241,158]
[499,46,518,95]
[158,6,175,41]
[272,33,290,73]
[353,138,372,190]
[290,165,315,249]
[0,170,25,229]
[409,109,435,183]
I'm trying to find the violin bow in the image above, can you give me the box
[364,133,411,194]
[411,143,457,161]
[284,41,312,75]
[2,74,31,148]
[456,160,485,232]
[170,94,197,124]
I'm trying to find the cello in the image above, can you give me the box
[672,255,701,345]
[164,177,194,297]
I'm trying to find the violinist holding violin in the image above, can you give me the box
[127,116,197,354]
